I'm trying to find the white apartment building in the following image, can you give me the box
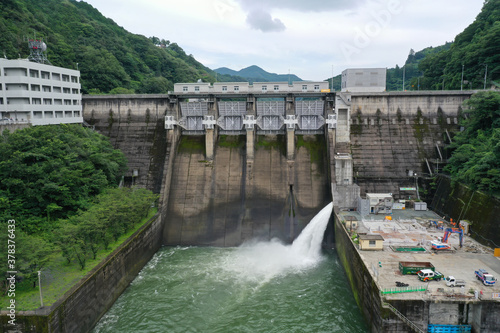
[0,58,83,126]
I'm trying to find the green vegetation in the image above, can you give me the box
[415,0,500,90]
[296,135,326,167]
[444,91,500,195]
[0,207,157,311]
[214,65,302,83]
[0,124,127,233]
[218,135,245,148]
[0,125,157,300]
[178,136,206,153]
[0,0,235,94]
[256,135,286,155]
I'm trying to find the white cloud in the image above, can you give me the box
[246,9,286,32]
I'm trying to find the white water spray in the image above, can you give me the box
[290,202,334,259]
[220,202,334,283]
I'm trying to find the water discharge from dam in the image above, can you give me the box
[93,203,368,332]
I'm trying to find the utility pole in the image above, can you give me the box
[402,65,405,91]
[38,271,44,307]
[461,64,464,91]
[484,64,488,89]
[331,65,334,91]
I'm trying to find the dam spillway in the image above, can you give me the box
[163,134,331,246]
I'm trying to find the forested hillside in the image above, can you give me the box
[328,1,499,92]
[410,0,500,90]
[215,65,302,83]
[0,0,230,94]
[444,91,500,195]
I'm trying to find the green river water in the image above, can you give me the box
[92,205,368,332]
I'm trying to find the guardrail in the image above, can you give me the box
[380,285,427,295]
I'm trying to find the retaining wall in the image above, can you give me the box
[0,211,164,333]
[430,175,500,248]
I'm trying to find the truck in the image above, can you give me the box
[399,261,435,275]
[475,269,497,286]
[418,269,444,282]
[445,276,466,287]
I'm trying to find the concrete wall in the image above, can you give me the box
[333,208,426,332]
[1,212,164,333]
[83,95,170,192]
[349,91,473,197]
[163,135,331,246]
[430,175,500,248]
[0,122,30,134]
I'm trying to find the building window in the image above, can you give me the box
[41,71,50,79]
[42,85,51,92]
[302,85,307,91]
[53,87,61,93]
[62,74,69,82]
[43,99,52,105]
[234,86,239,92]
[314,85,320,91]
[31,85,40,91]
[369,240,376,246]
[71,76,78,83]
[195,86,200,92]
[183,86,188,92]
[29,70,39,78]
[274,85,279,91]
[32,98,41,105]
[63,88,70,94]
[262,85,267,92]
[64,100,71,105]
[222,86,227,91]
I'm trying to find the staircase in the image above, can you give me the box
[382,302,425,333]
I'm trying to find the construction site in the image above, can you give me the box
[339,206,499,301]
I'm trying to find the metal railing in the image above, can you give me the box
[380,285,427,295]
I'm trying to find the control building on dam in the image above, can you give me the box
[82,83,475,247]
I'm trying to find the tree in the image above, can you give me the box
[444,91,500,194]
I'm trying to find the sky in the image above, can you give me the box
[80,0,484,81]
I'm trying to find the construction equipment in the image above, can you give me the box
[399,262,435,275]
[429,220,444,230]
[442,228,463,248]
[431,227,463,251]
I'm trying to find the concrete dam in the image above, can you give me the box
[83,87,473,246]
[77,87,500,333]
[5,87,496,332]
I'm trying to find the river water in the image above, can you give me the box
[93,204,368,332]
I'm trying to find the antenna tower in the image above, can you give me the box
[27,37,51,65]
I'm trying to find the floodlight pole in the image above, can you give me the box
[38,271,43,307]
[484,64,488,89]
[461,64,464,91]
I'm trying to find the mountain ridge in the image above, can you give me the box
[214,65,303,83]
